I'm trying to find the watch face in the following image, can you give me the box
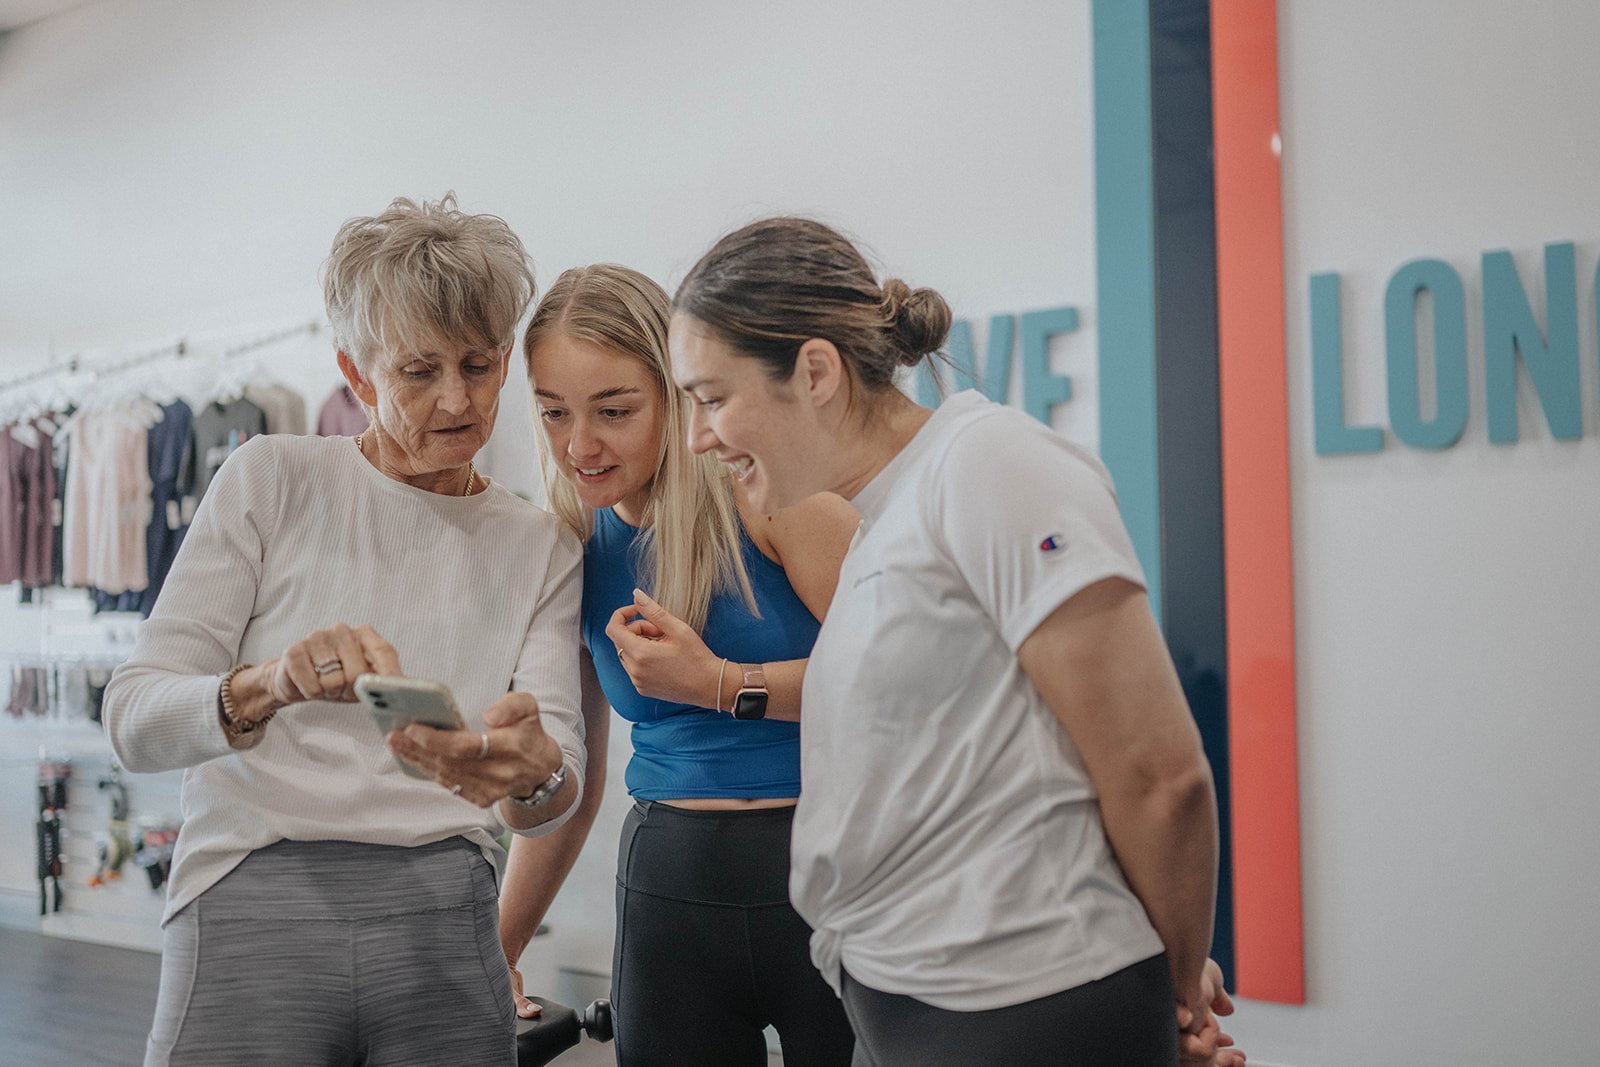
[733,689,768,720]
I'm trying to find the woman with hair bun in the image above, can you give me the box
[667,216,1242,1066]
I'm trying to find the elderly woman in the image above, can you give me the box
[104,194,589,1067]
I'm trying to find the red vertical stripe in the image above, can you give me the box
[1210,0,1305,1003]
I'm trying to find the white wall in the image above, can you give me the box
[1223,4,1600,1065]
[11,4,1594,1065]
[0,0,1101,453]
[0,0,1099,997]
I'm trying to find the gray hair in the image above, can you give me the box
[322,192,535,370]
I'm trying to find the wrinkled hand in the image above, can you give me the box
[1177,958,1245,1066]
[506,952,542,1019]
[387,691,563,806]
[259,623,401,706]
[605,589,723,709]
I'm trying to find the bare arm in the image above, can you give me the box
[610,492,859,721]
[1017,576,1219,1016]
[497,651,611,1010]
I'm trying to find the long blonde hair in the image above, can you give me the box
[523,264,755,631]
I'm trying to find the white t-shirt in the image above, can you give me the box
[791,391,1165,1011]
[104,434,586,923]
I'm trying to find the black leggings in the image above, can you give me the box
[611,800,855,1067]
[841,954,1178,1067]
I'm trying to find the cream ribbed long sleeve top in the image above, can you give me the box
[103,434,585,923]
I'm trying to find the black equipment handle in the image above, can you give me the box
[515,997,614,1067]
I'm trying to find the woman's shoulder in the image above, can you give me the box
[240,432,346,470]
[229,433,373,498]
[742,490,858,572]
[933,395,1112,487]
[208,430,298,482]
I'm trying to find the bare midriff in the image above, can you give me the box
[657,797,798,811]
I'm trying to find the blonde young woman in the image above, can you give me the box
[498,264,861,1066]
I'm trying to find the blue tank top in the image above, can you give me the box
[581,507,821,799]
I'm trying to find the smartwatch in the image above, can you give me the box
[732,664,769,721]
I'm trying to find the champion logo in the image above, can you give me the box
[1039,533,1066,553]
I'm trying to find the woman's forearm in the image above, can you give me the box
[1019,580,1220,1011]
[1096,763,1218,1011]
[104,663,238,772]
[225,663,287,725]
[711,657,808,722]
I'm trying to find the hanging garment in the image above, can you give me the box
[187,396,267,506]
[91,588,142,614]
[62,408,154,594]
[51,416,69,586]
[0,421,54,585]
[245,382,309,436]
[20,420,58,589]
[140,399,193,616]
[0,427,27,583]
[57,665,90,720]
[315,384,368,436]
[86,666,112,724]
[6,666,49,718]
[61,414,98,588]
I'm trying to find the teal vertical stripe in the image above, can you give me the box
[1092,0,1162,622]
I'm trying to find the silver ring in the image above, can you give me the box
[449,783,463,796]
[313,658,341,675]
[477,732,490,761]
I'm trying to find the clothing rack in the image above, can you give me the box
[216,320,322,361]
[0,319,322,399]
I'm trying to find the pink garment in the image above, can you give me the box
[316,385,368,436]
[62,409,152,594]
[20,422,57,586]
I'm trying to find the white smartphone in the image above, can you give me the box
[354,674,466,779]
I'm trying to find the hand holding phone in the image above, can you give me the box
[354,674,464,778]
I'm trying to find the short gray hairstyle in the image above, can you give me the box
[322,192,535,370]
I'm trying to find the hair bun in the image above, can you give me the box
[881,278,952,366]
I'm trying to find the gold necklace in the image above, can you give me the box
[355,433,478,496]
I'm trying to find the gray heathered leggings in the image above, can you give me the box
[144,836,515,1067]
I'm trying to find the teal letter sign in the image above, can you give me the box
[1384,259,1469,450]
[1311,272,1383,454]
[1482,241,1582,444]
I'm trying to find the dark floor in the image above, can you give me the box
[0,926,162,1066]
[0,927,619,1066]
